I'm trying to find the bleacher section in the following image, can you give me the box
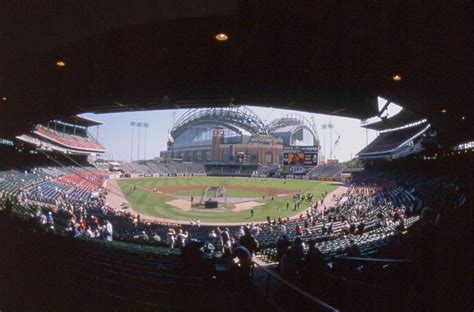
[358,123,429,158]
[34,126,105,152]
[205,164,258,176]
[257,164,279,176]
[26,170,107,204]
[307,164,346,180]
[121,161,205,176]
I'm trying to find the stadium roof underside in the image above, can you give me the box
[361,109,420,131]
[1,1,472,146]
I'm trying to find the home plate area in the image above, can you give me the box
[168,196,264,212]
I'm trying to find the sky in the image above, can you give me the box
[83,106,378,162]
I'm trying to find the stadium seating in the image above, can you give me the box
[0,160,469,312]
[121,161,205,175]
[35,126,105,151]
[307,164,346,180]
[357,124,427,155]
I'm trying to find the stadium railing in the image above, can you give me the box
[252,260,340,312]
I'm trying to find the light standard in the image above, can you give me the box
[130,122,136,161]
[136,122,142,160]
[143,123,149,160]
[130,121,149,161]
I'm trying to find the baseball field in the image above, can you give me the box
[117,176,339,223]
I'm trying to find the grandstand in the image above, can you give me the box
[17,116,106,156]
[120,161,206,176]
[306,164,347,180]
[358,121,431,160]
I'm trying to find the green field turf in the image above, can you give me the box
[117,177,339,223]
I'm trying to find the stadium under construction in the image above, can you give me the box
[161,107,320,170]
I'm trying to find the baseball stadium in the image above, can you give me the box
[108,106,336,224]
[0,3,472,312]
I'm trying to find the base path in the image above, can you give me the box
[106,179,349,226]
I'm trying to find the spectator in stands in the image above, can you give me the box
[342,221,350,235]
[230,243,253,287]
[167,229,176,248]
[208,229,217,240]
[281,237,305,282]
[280,246,298,281]
[295,224,303,236]
[136,230,149,242]
[357,220,365,235]
[302,239,326,291]
[327,222,334,235]
[105,220,113,241]
[38,213,47,225]
[239,227,258,256]
[85,226,94,239]
[237,226,245,238]
[346,239,361,257]
[218,227,231,250]
[321,223,327,235]
[375,213,386,229]
[176,229,188,248]
[152,233,161,243]
[47,211,54,225]
[293,236,305,261]
[276,235,290,263]
[349,222,356,234]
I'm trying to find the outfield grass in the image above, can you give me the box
[117,177,339,223]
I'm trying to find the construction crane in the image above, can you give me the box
[328,123,341,160]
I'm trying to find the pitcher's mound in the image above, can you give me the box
[232,201,265,212]
[167,199,192,211]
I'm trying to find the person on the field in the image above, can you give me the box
[250,208,254,218]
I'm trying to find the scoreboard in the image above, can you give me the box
[282,146,318,166]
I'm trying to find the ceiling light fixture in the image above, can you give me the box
[441,109,447,113]
[1,96,7,101]
[215,33,229,41]
[392,74,402,81]
[56,60,66,67]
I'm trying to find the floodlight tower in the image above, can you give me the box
[130,121,136,161]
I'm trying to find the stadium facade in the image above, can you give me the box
[160,107,320,167]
